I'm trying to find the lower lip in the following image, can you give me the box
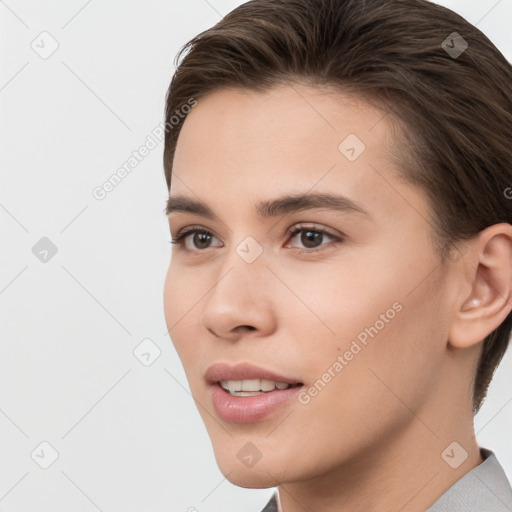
[209,383,303,423]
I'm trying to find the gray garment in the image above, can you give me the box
[260,448,512,512]
[260,492,278,512]
[427,448,512,511]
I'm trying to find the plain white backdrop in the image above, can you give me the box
[1,0,511,511]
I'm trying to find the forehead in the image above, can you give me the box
[176,83,391,151]
[169,83,429,232]
[173,84,393,183]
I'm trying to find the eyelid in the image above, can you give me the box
[172,224,216,240]
[285,222,342,239]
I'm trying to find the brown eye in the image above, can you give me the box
[193,232,213,249]
[287,226,341,251]
[301,230,324,248]
[171,228,223,251]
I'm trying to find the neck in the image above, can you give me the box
[276,406,482,512]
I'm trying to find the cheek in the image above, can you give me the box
[163,262,202,359]
[163,259,208,320]
[275,253,406,350]
[284,248,447,409]
[278,288,446,474]
[163,264,180,331]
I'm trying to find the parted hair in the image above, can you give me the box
[163,0,512,414]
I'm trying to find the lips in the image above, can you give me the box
[205,362,303,385]
[205,362,304,423]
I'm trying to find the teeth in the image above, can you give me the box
[226,381,242,393]
[240,379,260,391]
[219,379,293,395]
[261,379,276,391]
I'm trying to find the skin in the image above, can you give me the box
[163,83,512,512]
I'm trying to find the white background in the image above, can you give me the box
[0,1,511,511]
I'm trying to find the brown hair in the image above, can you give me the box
[163,0,512,414]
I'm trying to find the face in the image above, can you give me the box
[163,84,458,488]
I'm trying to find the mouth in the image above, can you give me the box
[205,362,305,423]
[218,379,303,396]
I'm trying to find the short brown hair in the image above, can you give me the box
[163,0,512,414]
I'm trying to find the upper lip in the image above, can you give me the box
[205,362,303,385]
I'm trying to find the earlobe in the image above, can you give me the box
[449,224,512,350]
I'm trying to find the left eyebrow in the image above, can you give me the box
[166,192,370,220]
[255,192,370,218]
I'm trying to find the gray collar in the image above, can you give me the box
[427,447,512,511]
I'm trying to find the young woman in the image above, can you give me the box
[162,0,512,510]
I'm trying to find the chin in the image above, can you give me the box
[219,464,281,489]
[209,443,284,488]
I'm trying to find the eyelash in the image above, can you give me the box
[169,224,343,254]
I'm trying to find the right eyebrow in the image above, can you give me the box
[165,195,218,219]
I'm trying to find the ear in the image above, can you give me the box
[449,223,512,349]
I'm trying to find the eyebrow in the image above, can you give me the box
[166,192,370,220]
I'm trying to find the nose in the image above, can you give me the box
[199,247,277,341]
